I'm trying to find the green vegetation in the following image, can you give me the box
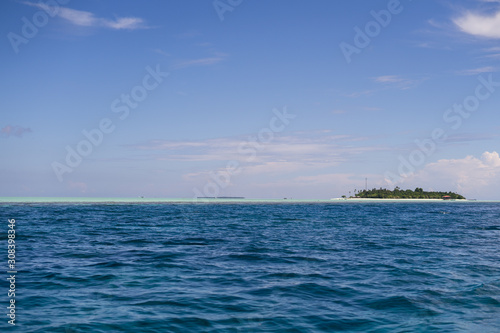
[349,187,465,199]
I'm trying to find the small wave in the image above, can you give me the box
[366,296,414,311]
[87,260,128,268]
[89,273,117,281]
[261,272,330,280]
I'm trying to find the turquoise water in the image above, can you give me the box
[1,201,500,332]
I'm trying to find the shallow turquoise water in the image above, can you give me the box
[1,202,499,332]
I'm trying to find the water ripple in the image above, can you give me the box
[3,202,500,332]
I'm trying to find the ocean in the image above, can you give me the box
[1,200,500,332]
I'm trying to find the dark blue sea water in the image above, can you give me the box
[1,202,500,332]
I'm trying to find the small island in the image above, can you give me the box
[342,187,465,200]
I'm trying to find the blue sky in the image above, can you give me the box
[1,0,500,199]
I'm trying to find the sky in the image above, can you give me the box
[1,0,500,200]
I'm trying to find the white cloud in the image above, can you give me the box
[127,132,385,185]
[401,151,500,199]
[102,17,144,30]
[25,2,146,30]
[482,151,500,167]
[57,7,96,27]
[454,11,500,38]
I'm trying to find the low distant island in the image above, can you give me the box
[342,187,465,200]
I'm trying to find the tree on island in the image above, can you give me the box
[347,187,465,199]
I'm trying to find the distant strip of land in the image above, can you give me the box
[342,187,465,200]
[0,197,486,204]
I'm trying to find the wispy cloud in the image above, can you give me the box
[443,132,499,144]
[414,41,448,50]
[126,131,386,183]
[454,10,500,38]
[331,109,346,114]
[68,181,87,193]
[456,66,497,75]
[344,89,377,98]
[481,46,500,58]
[1,125,32,138]
[409,19,461,50]
[173,53,228,69]
[374,75,406,83]
[372,75,423,90]
[245,172,386,199]
[130,140,209,150]
[24,2,147,30]
[154,49,171,57]
[343,75,423,98]
[103,17,144,30]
